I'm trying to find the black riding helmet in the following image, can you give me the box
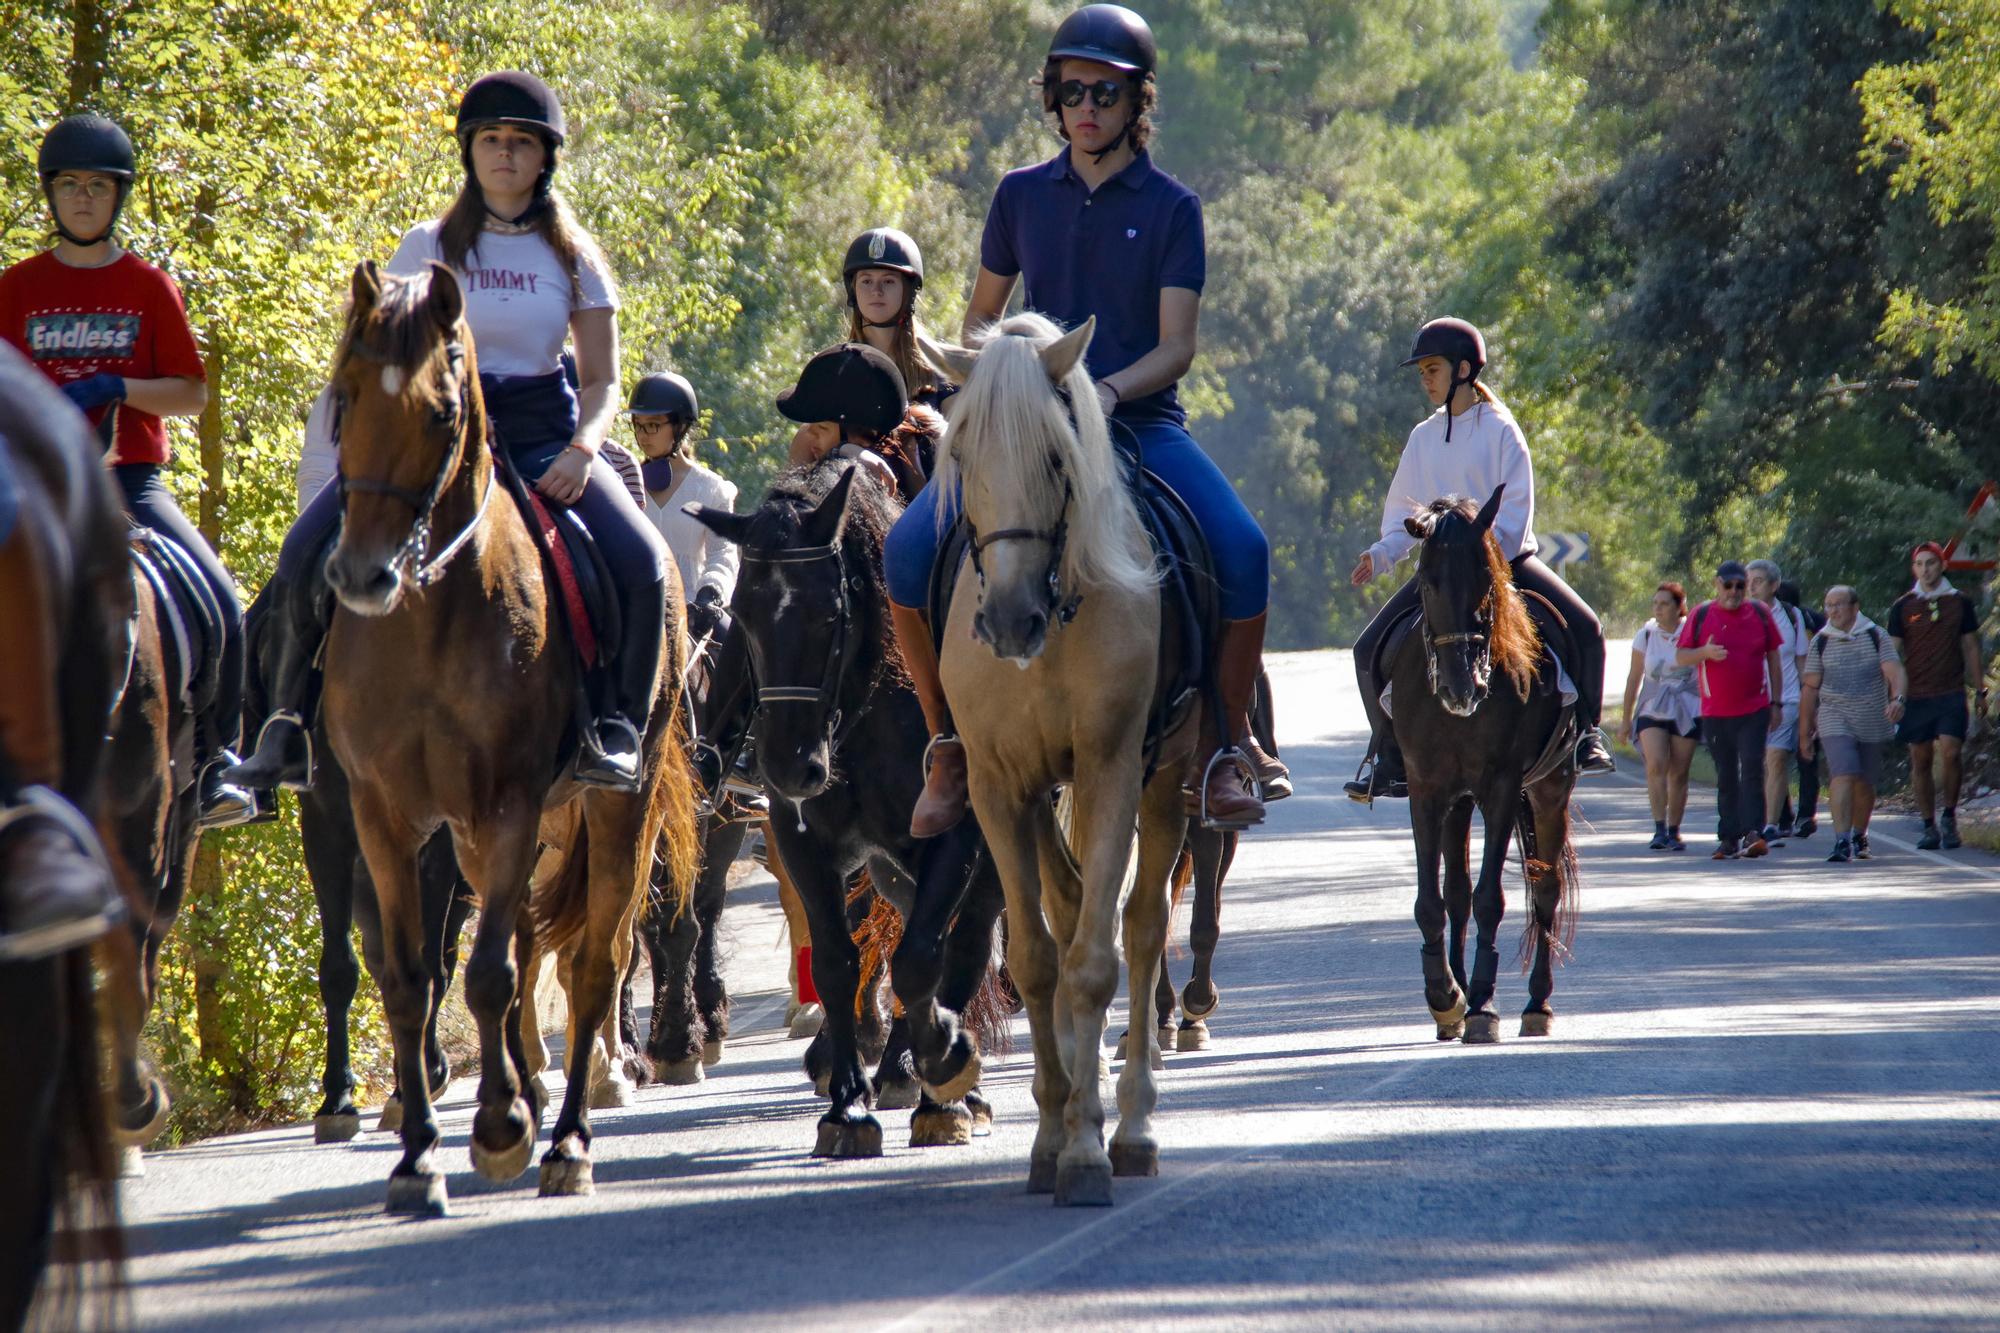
[843,228,924,329]
[456,72,566,204]
[777,343,908,438]
[38,115,136,246]
[1049,4,1157,75]
[628,371,698,421]
[1401,318,1487,442]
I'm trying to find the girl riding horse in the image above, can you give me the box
[232,71,670,796]
[0,114,253,830]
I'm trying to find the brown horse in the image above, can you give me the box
[319,261,698,1215]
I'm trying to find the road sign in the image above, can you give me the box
[1542,531,1590,566]
[1943,481,1997,572]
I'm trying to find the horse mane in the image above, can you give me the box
[339,269,453,370]
[930,311,1156,598]
[1412,496,1540,701]
[749,460,909,687]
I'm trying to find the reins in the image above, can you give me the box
[739,537,864,751]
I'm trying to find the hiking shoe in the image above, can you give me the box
[1792,817,1817,840]
[1916,823,1942,851]
[1759,824,1786,848]
[1854,831,1872,860]
[1712,841,1739,861]
[1648,830,1670,851]
[1668,830,1687,852]
[1826,836,1852,863]
[1741,836,1769,859]
[1775,818,1796,840]
[1941,814,1962,850]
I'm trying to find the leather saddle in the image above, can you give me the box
[929,441,1222,779]
[128,524,224,715]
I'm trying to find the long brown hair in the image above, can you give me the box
[435,175,612,297]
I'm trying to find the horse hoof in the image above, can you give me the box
[589,1070,635,1110]
[702,1038,725,1067]
[1462,1013,1501,1045]
[115,1080,170,1148]
[1055,1160,1115,1207]
[1519,1011,1554,1038]
[789,1003,825,1039]
[1150,1046,1166,1072]
[1027,1153,1059,1195]
[812,1115,884,1159]
[965,1090,994,1135]
[875,1077,920,1111]
[622,1050,655,1087]
[909,1103,974,1148]
[538,1139,595,1197]
[470,1130,535,1183]
[118,1145,146,1179]
[376,1100,403,1134]
[1181,987,1219,1021]
[1109,1141,1159,1178]
[1156,1024,1176,1053]
[385,1173,449,1217]
[315,1112,362,1144]
[1176,1020,1210,1052]
[922,1050,982,1105]
[1436,1020,1465,1042]
[812,1071,831,1099]
[657,1056,705,1086]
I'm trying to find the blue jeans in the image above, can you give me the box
[884,418,1270,620]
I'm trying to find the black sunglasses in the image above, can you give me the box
[1719,579,1746,590]
[1056,79,1126,110]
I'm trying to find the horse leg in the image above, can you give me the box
[418,829,466,1099]
[301,802,361,1143]
[1177,827,1228,1052]
[1462,784,1517,1045]
[508,910,546,1130]
[443,810,539,1191]
[875,1016,920,1111]
[693,817,742,1063]
[1521,785,1573,1037]
[889,820,982,1103]
[994,797,1069,1194]
[1442,796,1475,1003]
[770,828,821,1036]
[1111,772,1184,1181]
[1409,791,1463,1040]
[644,879,705,1085]
[348,790,449,1216]
[781,837,878,1158]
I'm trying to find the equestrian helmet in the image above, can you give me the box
[456,72,567,148]
[777,343,908,437]
[37,114,137,181]
[628,372,699,421]
[1048,5,1157,77]
[842,228,925,291]
[1400,318,1487,374]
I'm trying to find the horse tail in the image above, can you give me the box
[534,816,593,957]
[1515,792,1583,970]
[1168,842,1195,918]
[963,934,1014,1058]
[647,677,704,928]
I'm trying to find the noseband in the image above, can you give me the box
[1418,537,1495,701]
[337,341,493,589]
[739,539,864,749]
[965,468,1084,628]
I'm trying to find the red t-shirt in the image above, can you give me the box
[0,250,206,466]
[1678,599,1782,718]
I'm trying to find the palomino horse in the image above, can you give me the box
[320,261,699,1214]
[921,313,1188,1206]
[0,347,129,1324]
[1391,489,1580,1044]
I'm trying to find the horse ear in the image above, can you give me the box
[917,333,977,386]
[1040,317,1094,382]
[350,260,381,316]
[684,503,754,547]
[1475,484,1506,533]
[802,463,860,546]
[425,262,464,331]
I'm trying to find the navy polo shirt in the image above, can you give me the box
[980,149,1206,426]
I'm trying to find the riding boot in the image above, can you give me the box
[1201,614,1273,827]
[226,568,324,794]
[890,602,967,838]
[1574,715,1616,775]
[1342,638,1408,803]
[0,789,125,962]
[577,574,665,791]
[194,731,257,831]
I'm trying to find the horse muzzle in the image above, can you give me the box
[972,600,1049,664]
[325,543,405,617]
[759,733,834,802]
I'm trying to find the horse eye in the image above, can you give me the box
[433,398,458,427]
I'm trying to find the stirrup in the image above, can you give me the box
[1197,747,1263,832]
[921,732,964,779]
[244,710,316,792]
[576,716,643,791]
[0,787,116,874]
[0,787,124,961]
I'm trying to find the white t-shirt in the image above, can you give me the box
[1366,399,1538,577]
[1633,618,1700,730]
[386,221,616,378]
[640,460,741,604]
[1762,598,1809,704]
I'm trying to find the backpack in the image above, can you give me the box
[1808,624,1882,676]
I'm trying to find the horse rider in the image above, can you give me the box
[1345,317,1615,801]
[0,114,255,830]
[231,71,670,794]
[881,3,1291,836]
[842,226,955,423]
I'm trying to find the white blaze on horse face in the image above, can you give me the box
[380,366,404,397]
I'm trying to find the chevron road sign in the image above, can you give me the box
[1542,532,1591,567]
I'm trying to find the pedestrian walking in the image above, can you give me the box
[1800,586,1905,862]
[1889,542,1986,849]
[1678,561,1784,859]
[1621,582,1699,850]
[1748,559,1811,845]
[1774,580,1824,836]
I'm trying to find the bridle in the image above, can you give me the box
[961,381,1093,628]
[739,536,867,752]
[1417,540,1495,703]
[337,340,493,589]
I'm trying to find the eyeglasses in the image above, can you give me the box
[51,177,117,201]
[1056,79,1126,110]
[1719,580,1746,590]
[632,419,678,435]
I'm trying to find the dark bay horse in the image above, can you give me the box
[320,261,700,1214]
[1390,489,1580,1044]
[0,347,130,1324]
[691,462,1007,1155]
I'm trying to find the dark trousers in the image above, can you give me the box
[1703,709,1769,844]
[1779,751,1820,827]
[115,463,244,751]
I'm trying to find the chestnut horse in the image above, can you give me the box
[319,261,698,1215]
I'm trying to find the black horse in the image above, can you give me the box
[1390,488,1580,1044]
[691,462,1006,1154]
[241,584,477,1141]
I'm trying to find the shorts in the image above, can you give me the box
[1635,714,1698,740]
[1896,692,1969,745]
[1818,734,1881,785]
[1766,702,1800,751]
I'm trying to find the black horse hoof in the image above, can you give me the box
[909,1102,973,1147]
[1109,1140,1159,1178]
[1055,1160,1115,1207]
[385,1172,450,1217]
[1520,1010,1554,1037]
[314,1111,362,1144]
[812,1113,884,1159]
[1462,1012,1502,1045]
[1027,1152,1059,1195]
[965,1089,994,1135]
[875,1075,920,1111]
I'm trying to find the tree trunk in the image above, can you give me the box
[67,0,109,108]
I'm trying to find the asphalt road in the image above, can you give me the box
[124,649,2000,1330]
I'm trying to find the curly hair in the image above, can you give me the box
[1039,61,1156,154]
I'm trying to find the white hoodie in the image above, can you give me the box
[1366,398,1538,577]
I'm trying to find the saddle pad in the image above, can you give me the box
[129,526,222,710]
[522,490,599,667]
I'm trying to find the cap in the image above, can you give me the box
[1714,560,1749,581]
[776,343,908,437]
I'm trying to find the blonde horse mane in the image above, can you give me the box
[927,312,1157,600]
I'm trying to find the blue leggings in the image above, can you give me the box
[884,418,1270,620]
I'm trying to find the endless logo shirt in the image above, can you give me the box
[1888,588,1978,699]
[0,251,206,466]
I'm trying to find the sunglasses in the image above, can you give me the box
[1719,580,1746,590]
[1056,79,1126,110]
